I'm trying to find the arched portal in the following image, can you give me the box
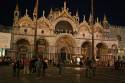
[55,21,74,34]
[81,42,92,60]
[56,35,76,63]
[16,39,30,59]
[36,38,48,59]
[111,44,118,60]
[59,47,68,63]
[96,43,108,59]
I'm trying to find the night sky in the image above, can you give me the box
[0,0,125,26]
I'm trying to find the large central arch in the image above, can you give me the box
[56,35,76,63]
[55,21,73,34]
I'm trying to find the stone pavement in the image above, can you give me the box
[0,65,125,83]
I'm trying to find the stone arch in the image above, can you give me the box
[36,38,49,58]
[81,41,92,60]
[79,23,91,33]
[18,15,33,27]
[53,17,77,32]
[116,35,122,41]
[111,44,117,49]
[55,21,73,34]
[55,34,76,63]
[96,43,108,59]
[16,39,30,59]
[111,44,118,56]
[37,17,52,30]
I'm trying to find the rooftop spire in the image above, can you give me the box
[50,8,53,14]
[83,15,86,22]
[25,9,28,16]
[96,17,99,23]
[15,0,19,11]
[103,14,108,23]
[43,10,45,17]
[76,10,79,17]
[89,14,92,24]
[64,0,67,10]
[33,0,39,18]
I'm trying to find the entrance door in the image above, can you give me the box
[81,42,92,60]
[16,39,29,60]
[59,47,66,63]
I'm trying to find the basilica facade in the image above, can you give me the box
[11,1,118,65]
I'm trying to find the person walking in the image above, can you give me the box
[35,58,42,79]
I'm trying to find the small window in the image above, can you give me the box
[50,16,53,19]
[96,35,98,38]
[24,29,27,34]
[15,12,18,16]
[83,34,85,37]
[41,30,44,34]
[116,35,122,41]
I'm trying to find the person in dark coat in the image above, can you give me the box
[57,62,64,75]
[16,60,21,77]
[85,57,93,78]
[35,58,43,78]
[42,60,48,77]
[12,59,17,77]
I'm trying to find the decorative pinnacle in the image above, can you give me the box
[96,17,99,23]
[64,0,67,10]
[76,10,79,17]
[15,0,19,10]
[103,14,108,22]
[83,15,86,21]
[25,9,28,16]
[43,10,45,17]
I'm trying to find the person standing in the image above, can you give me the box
[42,60,48,77]
[35,58,42,79]
[12,59,17,77]
[16,60,21,77]
[23,58,29,74]
[85,57,92,78]
[57,62,64,75]
[91,60,96,77]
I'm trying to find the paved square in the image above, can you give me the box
[0,65,125,83]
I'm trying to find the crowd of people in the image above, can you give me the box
[112,59,125,72]
[11,57,96,78]
[12,57,48,79]
[11,57,66,79]
[11,56,125,79]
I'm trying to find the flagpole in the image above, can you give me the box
[91,0,95,61]
[34,0,38,58]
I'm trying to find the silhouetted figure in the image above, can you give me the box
[35,58,43,78]
[79,61,83,67]
[30,58,37,73]
[12,59,17,77]
[16,60,21,77]
[42,60,48,77]
[57,62,64,75]
[85,57,93,78]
